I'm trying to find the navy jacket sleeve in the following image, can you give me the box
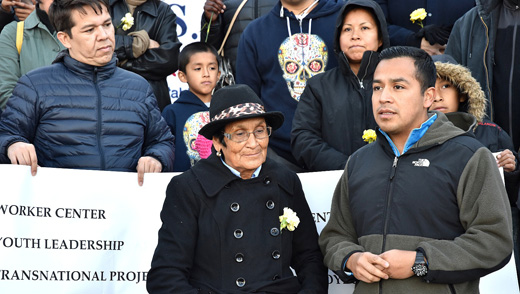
[374,0,416,46]
[161,104,177,136]
[142,87,175,172]
[0,75,38,158]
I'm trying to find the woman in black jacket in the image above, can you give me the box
[147,85,327,294]
[291,0,390,171]
[110,0,181,111]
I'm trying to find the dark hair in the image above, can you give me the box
[378,46,436,93]
[215,127,227,148]
[49,0,109,37]
[178,42,220,73]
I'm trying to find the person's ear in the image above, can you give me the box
[423,87,436,108]
[57,31,72,49]
[459,93,468,103]
[178,71,188,83]
[212,136,223,153]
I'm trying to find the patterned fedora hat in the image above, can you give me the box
[199,84,284,139]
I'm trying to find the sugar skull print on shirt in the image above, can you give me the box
[278,33,328,101]
[183,111,210,166]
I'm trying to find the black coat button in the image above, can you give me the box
[235,253,244,263]
[236,277,246,287]
[266,200,275,210]
[270,227,279,236]
[230,202,240,212]
[234,229,243,239]
[272,275,280,280]
[263,177,271,185]
[272,250,280,259]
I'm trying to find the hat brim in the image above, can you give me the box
[199,111,284,140]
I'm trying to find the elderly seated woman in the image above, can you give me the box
[147,84,328,294]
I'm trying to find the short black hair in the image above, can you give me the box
[49,0,109,37]
[178,42,219,73]
[378,46,436,93]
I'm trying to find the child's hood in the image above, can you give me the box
[433,54,487,123]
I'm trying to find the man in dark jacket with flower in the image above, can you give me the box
[110,0,181,111]
[0,0,175,186]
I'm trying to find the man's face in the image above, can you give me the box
[372,57,434,142]
[58,5,115,67]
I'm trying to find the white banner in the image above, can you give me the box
[0,165,517,293]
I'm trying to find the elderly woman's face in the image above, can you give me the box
[213,117,269,179]
[339,8,382,64]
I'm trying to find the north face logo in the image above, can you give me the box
[412,158,430,167]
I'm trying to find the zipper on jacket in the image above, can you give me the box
[93,67,106,170]
[357,51,374,90]
[381,156,398,255]
[389,156,398,179]
[480,16,493,121]
[508,24,517,143]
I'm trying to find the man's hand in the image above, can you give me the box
[149,39,160,49]
[496,149,516,173]
[13,0,36,21]
[136,156,162,186]
[346,252,389,283]
[203,0,225,22]
[379,249,416,280]
[7,141,38,176]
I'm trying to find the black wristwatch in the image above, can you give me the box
[411,251,428,277]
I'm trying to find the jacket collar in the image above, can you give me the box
[376,111,468,156]
[24,9,44,31]
[191,153,295,197]
[53,50,117,82]
[109,0,159,17]
[338,50,379,81]
[176,90,210,107]
[476,0,502,17]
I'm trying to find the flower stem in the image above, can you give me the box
[204,12,214,43]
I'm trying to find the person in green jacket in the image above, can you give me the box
[0,0,64,109]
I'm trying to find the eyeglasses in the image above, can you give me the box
[223,126,272,143]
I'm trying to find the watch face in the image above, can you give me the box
[412,264,428,277]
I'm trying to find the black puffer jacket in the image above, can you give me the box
[110,0,181,111]
[200,0,278,76]
[291,0,390,171]
[0,51,175,172]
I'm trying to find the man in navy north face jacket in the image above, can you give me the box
[0,0,174,186]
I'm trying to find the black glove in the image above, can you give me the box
[415,24,452,46]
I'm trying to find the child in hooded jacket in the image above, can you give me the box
[430,54,520,282]
[430,54,519,203]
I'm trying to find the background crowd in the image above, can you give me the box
[0,0,518,293]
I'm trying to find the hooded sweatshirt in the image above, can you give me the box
[236,0,344,165]
[162,90,210,172]
[433,54,520,205]
[291,0,390,171]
